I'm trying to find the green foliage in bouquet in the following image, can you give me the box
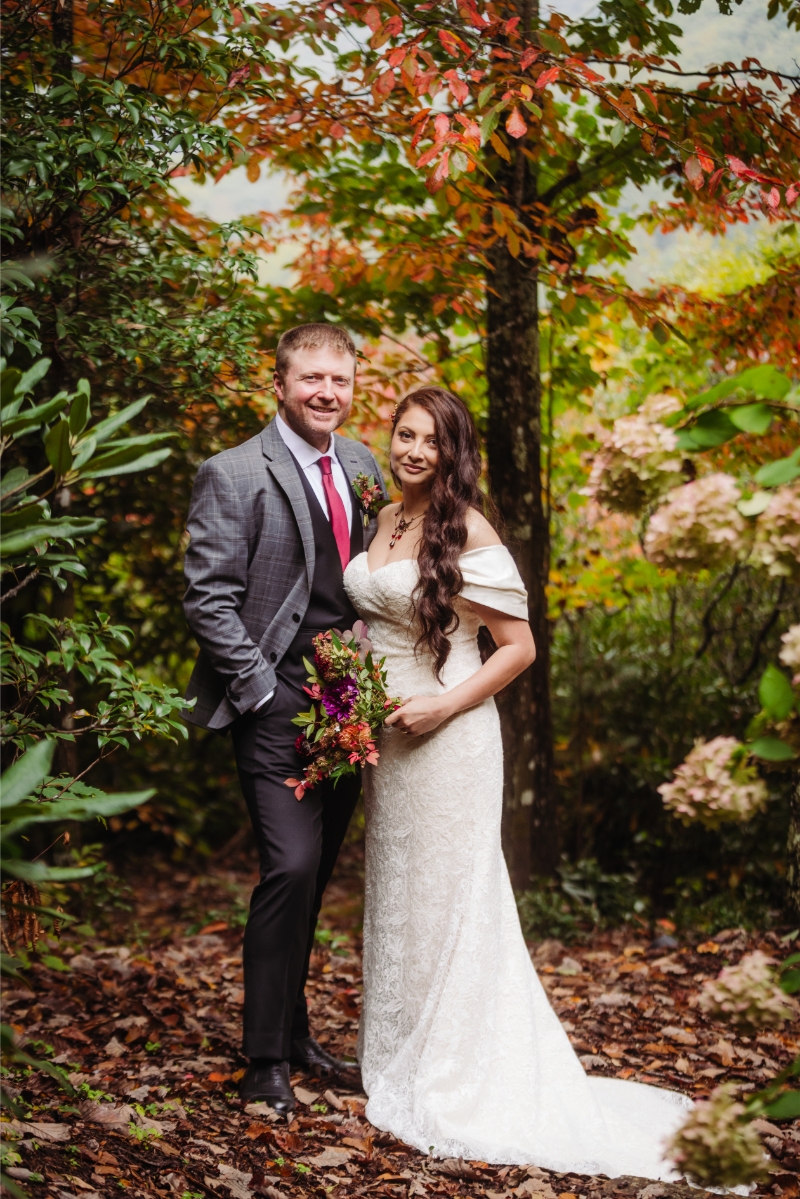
[286,622,401,801]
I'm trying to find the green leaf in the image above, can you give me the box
[2,788,155,837]
[538,30,566,52]
[0,741,56,808]
[69,386,90,436]
[480,107,500,143]
[89,396,149,445]
[675,408,738,450]
[610,119,626,147]
[687,364,792,410]
[759,664,795,721]
[80,446,172,480]
[1,394,68,435]
[478,83,495,108]
[44,419,73,477]
[728,403,773,434]
[737,491,771,517]
[0,515,104,557]
[747,736,796,762]
[14,357,51,397]
[755,448,800,488]
[0,860,99,882]
[764,1091,800,1119]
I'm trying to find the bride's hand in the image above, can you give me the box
[385,695,450,736]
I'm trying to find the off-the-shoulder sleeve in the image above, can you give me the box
[458,546,529,620]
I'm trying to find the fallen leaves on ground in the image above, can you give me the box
[2,849,799,1199]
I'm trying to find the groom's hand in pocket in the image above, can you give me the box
[385,695,452,736]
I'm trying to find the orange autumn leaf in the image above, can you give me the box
[506,107,527,139]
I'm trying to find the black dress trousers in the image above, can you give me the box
[230,452,364,1062]
[231,682,360,1061]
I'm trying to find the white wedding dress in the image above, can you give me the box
[343,546,692,1180]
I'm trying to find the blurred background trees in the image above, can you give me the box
[2,0,798,934]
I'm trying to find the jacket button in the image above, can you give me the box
[230,691,240,703]
[292,613,300,623]
[270,652,277,662]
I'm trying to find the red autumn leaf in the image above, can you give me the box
[364,4,381,32]
[226,64,250,88]
[684,155,704,188]
[231,8,242,26]
[639,84,659,110]
[506,107,527,138]
[386,45,406,68]
[445,70,469,104]
[434,112,451,139]
[727,155,749,178]
[426,148,450,193]
[416,141,443,168]
[696,148,714,172]
[766,186,780,209]
[384,15,402,36]
[374,68,396,98]
[286,111,303,125]
[504,16,521,33]
[438,29,464,56]
[708,166,725,196]
[787,183,799,204]
[520,48,539,70]
[329,122,346,139]
[535,65,560,90]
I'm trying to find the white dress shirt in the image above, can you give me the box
[253,414,354,711]
[275,412,353,533]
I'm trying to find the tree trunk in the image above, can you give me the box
[786,766,800,922]
[52,0,74,78]
[485,233,558,886]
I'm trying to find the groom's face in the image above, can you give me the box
[274,346,355,450]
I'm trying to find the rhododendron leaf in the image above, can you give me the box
[676,409,737,450]
[685,364,791,410]
[728,403,773,434]
[758,665,795,721]
[755,449,800,488]
[747,736,795,762]
[764,1092,800,1119]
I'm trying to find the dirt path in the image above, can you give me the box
[2,844,798,1199]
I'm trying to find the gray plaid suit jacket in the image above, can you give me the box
[182,417,389,730]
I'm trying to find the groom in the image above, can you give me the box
[182,323,388,1113]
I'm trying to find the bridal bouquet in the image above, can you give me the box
[285,621,401,800]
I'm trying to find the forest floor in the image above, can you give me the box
[3,835,800,1199]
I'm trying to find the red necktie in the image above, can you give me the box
[318,455,350,570]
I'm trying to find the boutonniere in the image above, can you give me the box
[352,473,387,528]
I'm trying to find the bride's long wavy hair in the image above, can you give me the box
[392,387,498,680]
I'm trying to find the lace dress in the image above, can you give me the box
[343,547,692,1180]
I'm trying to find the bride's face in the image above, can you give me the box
[391,405,439,492]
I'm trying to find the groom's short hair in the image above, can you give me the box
[275,323,357,380]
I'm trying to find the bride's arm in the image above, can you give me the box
[385,605,535,736]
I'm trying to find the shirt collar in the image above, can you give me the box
[276,411,340,470]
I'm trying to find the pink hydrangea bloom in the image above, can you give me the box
[779,623,800,686]
[658,736,768,829]
[699,950,796,1030]
[584,394,685,514]
[665,1084,768,1187]
[645,473,752,572]
[753,482,800,580]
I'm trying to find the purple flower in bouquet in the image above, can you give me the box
[322,676,359,721]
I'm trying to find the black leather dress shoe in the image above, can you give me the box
[290,1035,357,1077]
[238,1060,296,1113]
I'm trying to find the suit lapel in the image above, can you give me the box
[260,420,315,587]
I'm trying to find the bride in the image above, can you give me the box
[343,386,692,1180]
